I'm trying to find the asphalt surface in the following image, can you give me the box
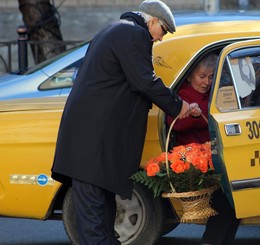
[1,217,260,245]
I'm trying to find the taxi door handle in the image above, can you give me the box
[224,123,241,136]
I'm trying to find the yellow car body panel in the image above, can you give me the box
[0,97,65,219]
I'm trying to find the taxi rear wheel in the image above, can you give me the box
[62,188,78,245]
[62,184,176,245]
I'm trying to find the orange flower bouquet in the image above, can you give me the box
[131,142,220,222]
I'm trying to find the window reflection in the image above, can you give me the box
[217,53,260,110]
[39,59,82,90]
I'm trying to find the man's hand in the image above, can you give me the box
[178,100,190,119]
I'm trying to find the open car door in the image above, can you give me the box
[209,39,260,219]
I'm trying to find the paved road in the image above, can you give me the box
[159,224,260,245]
[1,217,260,245]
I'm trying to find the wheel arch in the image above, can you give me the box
[45,184,70,220]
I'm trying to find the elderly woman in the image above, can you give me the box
[167,53,241,245]
[167,53,217,146]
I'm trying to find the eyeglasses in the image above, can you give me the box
[159,20,167,35]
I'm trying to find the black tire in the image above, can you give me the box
[115,183,166,244]
[62,184,176,245]
[62,188,78,245]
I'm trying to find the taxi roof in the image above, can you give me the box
[153,18,260,86]
[167,19,260,40]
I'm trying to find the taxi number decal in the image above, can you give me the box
[246,120,260,140]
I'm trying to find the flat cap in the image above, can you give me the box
[139,0,176,33]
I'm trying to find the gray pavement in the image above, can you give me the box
[1,217,260,244]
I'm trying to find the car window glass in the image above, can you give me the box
[23,42,88,75]
[39,59,82,90]
[217,53,260,111]
[217,59,239,111]
[230,55,260,108]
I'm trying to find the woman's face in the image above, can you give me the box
[188,65,215,94]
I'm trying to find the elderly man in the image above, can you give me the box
[51,0,190,244]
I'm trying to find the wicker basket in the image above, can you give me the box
[162,186,218,222]
[162,116,218,223]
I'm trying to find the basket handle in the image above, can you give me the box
[165,112,208,193]
[165,116,178,193]
[201,113,208,124]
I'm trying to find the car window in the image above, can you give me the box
[23,42,87,75]
[39,59,82,90]
[217,59,239,111]
[217,52,260,111]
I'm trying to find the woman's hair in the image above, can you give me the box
[187,53,218,82]
[197,53,218,70]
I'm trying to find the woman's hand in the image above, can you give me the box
[189,103,201,117]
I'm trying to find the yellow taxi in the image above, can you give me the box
[0,14,260,245]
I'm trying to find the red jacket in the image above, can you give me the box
[167,82,209,146]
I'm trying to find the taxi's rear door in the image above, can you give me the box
[209,39,260,219]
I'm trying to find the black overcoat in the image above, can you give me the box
[51,12,182,199]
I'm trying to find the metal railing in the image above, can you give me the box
[0,41,16,73]
[0,27,82,75]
